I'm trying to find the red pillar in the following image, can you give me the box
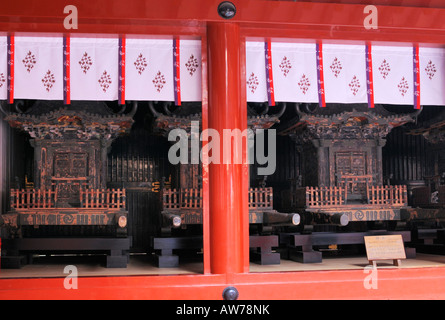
[207,22,249,275]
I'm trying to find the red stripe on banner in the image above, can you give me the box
[366,43,374,109]
[265,41,275,106]
[7,35,14,104]
[119,37,126,105]
[64,36,71,105]
[316,41,326,108]
[174,38,181,106]
[413,44,421,109]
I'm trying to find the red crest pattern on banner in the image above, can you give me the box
[279,56,292,77]
[22,51,36,73]
[298,74,310,95]
[41,70,55,92]
[330,57,342,78]
[0,73,5,88]
[98,70,112,92]
[425,60,437,80]
[378,59,391,79]
[247,72,259,94]
[153,71,166,92]
[79,52,92,74]
[398,77,409,96]
[185,54,199,76]
[349,75,360,96]
[134,53,147,75]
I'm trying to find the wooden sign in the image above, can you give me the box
[364,235,406,267]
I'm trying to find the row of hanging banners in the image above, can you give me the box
[0,36,444,108]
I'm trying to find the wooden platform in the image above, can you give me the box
[2,252,445,279]
[1,237,131,269]
[152,235,280,267]
[410,229,445,255]
[279,230,415,263]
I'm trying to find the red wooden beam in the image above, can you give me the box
[272,0,445,9]
[0,0,445,43]
[2,267,445,300]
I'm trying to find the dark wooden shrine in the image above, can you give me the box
[405,109,445,250]
[149,102,300,267]
[276,104,420,262]
[153,102,299,227]
[0,101,136,268]
[280,104,419,222]
[410,110,445,210]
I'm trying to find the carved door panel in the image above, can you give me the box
[336,152,366,176]
[335,151,367,194]
[54,153,88,178]
[71,153,88,177]
[53,153,88,205]
[54,153,71,178]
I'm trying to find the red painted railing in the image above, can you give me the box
[162,187,273,210]
[10,188,126,210]
[301,184,407,208]
[10,188,57,209]
[367,185,407,206]
[80,189,126,209]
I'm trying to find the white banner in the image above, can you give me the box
[70,37,118,101]
[372,45,414,105]
[179,40,202,102]
[419,47,445,106]
[0,37,7,100]
[322,44,367,104]
[14,36,63,100]
[125,39,173,101]
[246,41,268,103]
[271,42,318,103]
[246,41,445,107]
[4,36,202,103]
[3,35,445,106]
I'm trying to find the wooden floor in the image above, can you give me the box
[2,252,445,279]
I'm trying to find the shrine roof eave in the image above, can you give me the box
[154,113,280,135]
[3,101,136,130]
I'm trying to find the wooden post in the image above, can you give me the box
[207,22,248,274]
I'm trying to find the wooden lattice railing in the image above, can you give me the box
[10,188,126,210]
[162,187,273,210]
[248,187,273,209]
[305,186,347,208]
[301,184,407,208]
[367,185,407,206]
[10,188,57,209]
[80,189,126,209]
[163,188,203,210]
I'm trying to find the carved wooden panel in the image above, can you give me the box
[54,153,70,178]
[53,152,89,205]
[72,153,88,177]
[335,151,367,176]
[335,151,368,196]
[54,152,88,178]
